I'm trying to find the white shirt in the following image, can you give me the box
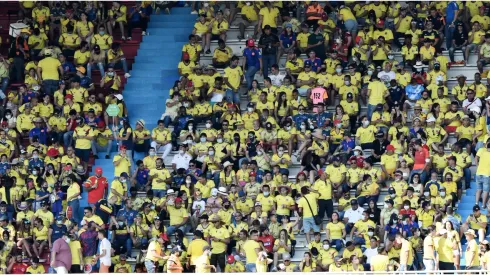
[462,98,482,113]
[344,207,364,224]
[99,238,112,266]
[377,71,396,83]
[270,72,285,87]
[364,247,378,264]
[171,153,193,170]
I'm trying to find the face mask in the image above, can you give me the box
[427,206,432,210]
[208,151,215,156]
[120,179,126,183]
[257,151,263,156]
[416,68,422,72]
[300,124,306,129]
[203,3,209,7]
[107,72,114,77]
[402,220,408,225]
[149,152,156,156]
[33,171,38,176]
[323,244,330,250]
[206,123,211,129]
[179,150,184,155]
[264,192,270,197]
[247,107,253,112]
[5,115,11,119]
[200,137,206,143]
[391,225,397,228]
[367,70,373,76]
[183,103,189,108]
[217,138,223,143]
[362,121,370,127]
[344,81,350,85]
[286,126,291,131]
[424,192,429,196]
[384,203,389,208]
[57,220,62,225]
[336,68,342,73]
[388,55,394,60]
[99,31,105,35]
[278,151,284,156]
[33,155,39,159]
[440,192,445,196]
[404,205,409,210]
[336,123,342,129]
[354,151,360,156]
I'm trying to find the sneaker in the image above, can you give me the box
[127,37,132,40]
[191,10,197,14]
[94,155,99,159]
[142,31,146,36]
[121,36,126,41]
[126,256,136,261]
[124,73,131,78]
[205,49,211,55]
[165,7,170,14]
[105,154,110,159]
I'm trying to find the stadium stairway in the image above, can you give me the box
[80,7,196,213]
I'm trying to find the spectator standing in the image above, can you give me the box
[37,49,63,96]
[128,3,148,39]
[258,25,279,79]
[242,39,262,91]
[51,234,72,274]
[95,229,111,273]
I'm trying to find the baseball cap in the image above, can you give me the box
[473,205,481,212]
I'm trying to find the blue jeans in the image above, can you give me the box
[63,130,74,147]
[410,169,427,185]
[0,77,8,93]
[463,167,472,188]
[245,66,259,90]
[245,263,257,272]
[68,199,80,223]
[110,58,128,74]
[367,104,376,120]
[87,62,105,78]
[207,171,221,188]
[476,175,490,192]
[145,260,156,273]
[167,224,187,236]
[262,54,276,79]
[331,239,343,251]
[344,19,358,33]
[43,79,60,96]
[162,115,172,128]
[153,189,167,198]
[225,88,240,104]
[445,24,455,49]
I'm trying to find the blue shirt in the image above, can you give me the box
[401,222,419,237]
[292,113,310,130]
[243,47,262,69]
[312,112,331,128]
[176,115,193,131]
[22,91,36,103]
[135,168,150,186]
[446,2,459,23]
[117,208,138,225]
[129,7,145,22]
[50,224,68,243]
[29,127,49,144]
[341,139,355,151]
[280,32,296,49]
[61,61,75,73]
[28,158,44,171]
[0,162,9,175]
[405,84,424,101]
[305,57,322,72]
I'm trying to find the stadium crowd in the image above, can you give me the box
[1,0,490,274]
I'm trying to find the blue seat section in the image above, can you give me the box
[86,7,195,196]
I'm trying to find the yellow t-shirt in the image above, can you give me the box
[73,125,94,149]
[259,7,279,28]
[74,50,91,65]
[38,57,61,80]
[149,168,171,190]
[113,154,131,176]
[298,193,318,218]
[477,148,490,176]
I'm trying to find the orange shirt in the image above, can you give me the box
[306,4,324,20]
[413,147,430,170]
[167,254,183,273]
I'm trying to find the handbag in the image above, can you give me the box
[303,196,322,225]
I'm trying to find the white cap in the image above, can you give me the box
[438,229,447,235]
[167,189,175,195]
[486,96,490,101]
[426,116,436,123]
[115,94,123,100]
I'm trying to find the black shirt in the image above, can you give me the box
[307,32,326,60]
[453,29,468,47]
[373,138,389,156]
[389,85,404,103]
[426,15,445,30]
[258,33,279,55]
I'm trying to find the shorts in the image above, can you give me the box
[458,138,471,147]
[423,259,435,271]
[297,88,309,97]
[302,217,320,233]
[344,19,358,33]
[405,100,417,108]
[476,175,490,192]
[211,34,221,40]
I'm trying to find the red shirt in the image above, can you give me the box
[258,234,275,253]
[399,209,417,220]
[413,147,430,170]
[66,118,78,131]
[11,263,29,274]
[85,175,108,204]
